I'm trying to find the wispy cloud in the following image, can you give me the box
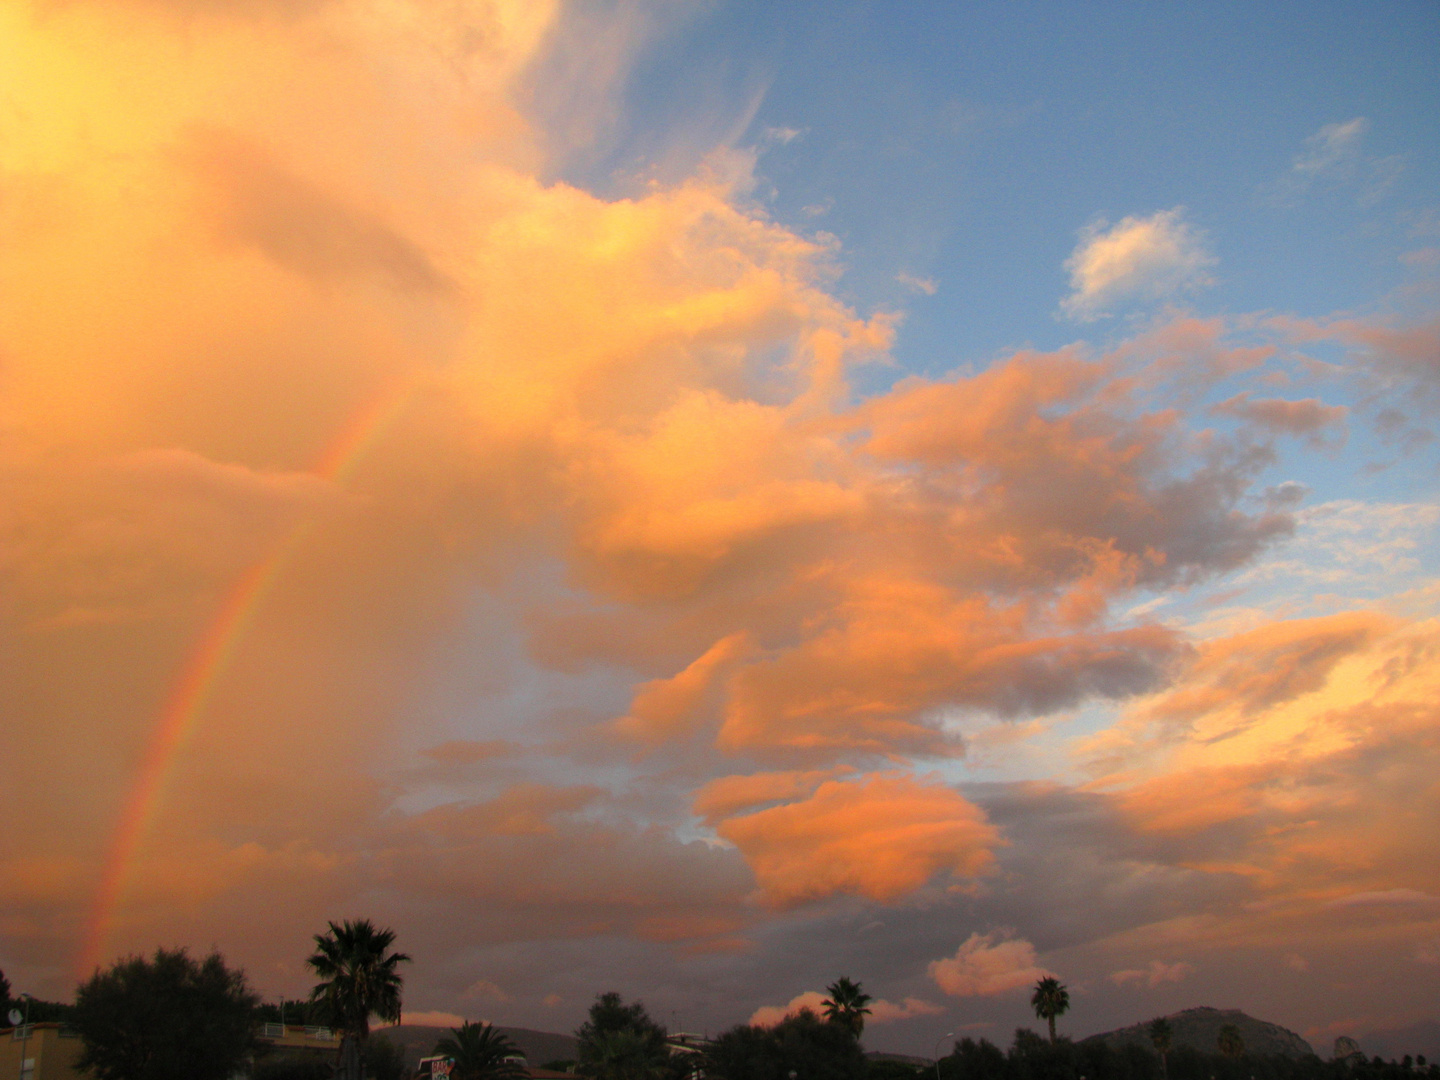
[1262,117,1403,206]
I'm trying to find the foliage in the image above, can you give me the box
[932,1028,1440,1080]
[251,1054,333,1080]
[705,1008,867,1080]
[581,1029,672,1080]
[1217,1025,1245,1059]
[0,982,73,1025]
[821,977,874,1039]
[434,1021,526,1080]
[254,999,323,1026]
[1148,1019,1172,1054]
[1030,978,1071,1044]
[1150,1018,1173,1080]
[866,1059,924,1080]
[367,1034,408,1080]
[307,919,411,1080]
[576,992,671,1080]
[71,947,259,1080]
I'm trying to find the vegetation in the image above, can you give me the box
[821,977,874,1038]
[705,1008,867,1080]
[0,968,73,1025]
[71,947,259,1080]
[367,1033,408,1080]
[434,1021,526,1080]
[1149,1018,1173,1080]
[935,1029,1440,1080]
[1031,977,1071,1044]
[251,1056,333,1080]
[307,919,411,1080]
[21,938,1440,1080]
[254,998,325,1027]
[1218,1024,1245,1059]
[576,992,672,1080]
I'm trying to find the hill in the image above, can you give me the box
[1083,1007,1314,1060]
[376,1025,580,1070]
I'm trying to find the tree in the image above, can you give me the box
[1029,977,1069,1045]
[434,1021,526,1080]
[1149,1018,1173,1080]
[71,947,259,1080]
[576,992,671,1080]
[704,1010,865,1080]
[820,977,873,1039]
[367,1034,408,1080]
[307,919,410,1080]
[1217,1024,1245,1060]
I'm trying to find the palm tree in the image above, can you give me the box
[307,919,411,1080]
[580,1028,671,1080]
[1217,1024,1245,1060]
[1149,1017,1173,1080]
[821,976,873,1039]
[1029,977,1069,1044]
[435,1021,526,1080]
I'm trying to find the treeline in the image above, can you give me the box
[933,1030,1440,1080]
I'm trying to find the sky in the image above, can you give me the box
[2,0,1439,1058]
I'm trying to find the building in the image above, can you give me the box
[1,1023,84,1080]
[1,1020,346,1079]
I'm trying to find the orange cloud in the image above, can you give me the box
[1110,960,1195,987]
[748,991,942,1027]
[691,769,851,828]
[717,775,998,907]
[928,933,1051,997]
[749,991,828,1028]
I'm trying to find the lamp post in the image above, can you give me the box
[934,1031,955,1080]
[16,994,33,1080]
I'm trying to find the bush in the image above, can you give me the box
[72,947,259,1080]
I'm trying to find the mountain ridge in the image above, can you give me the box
[1082,1007,1315,1060]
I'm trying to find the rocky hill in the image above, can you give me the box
[1083,1007,1314,1060]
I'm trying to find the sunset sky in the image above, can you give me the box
[2,0,1439,1056]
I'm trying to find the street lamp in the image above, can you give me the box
[934,1031,955,1080]
[16,994,33,1080]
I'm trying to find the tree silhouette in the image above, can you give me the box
[1029,977,1069,1044]
[1218,1023,1245,1060]
[72,947,258,1080]
[307,919,410,1080]
[821,977,874,1039]
[576,992,670,1080]
[1149,1017,1173,1080]
[434,1021,525,1080]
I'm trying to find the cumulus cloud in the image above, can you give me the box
[4,0,1435,1034]
[749,991,828,1028]
[1060,209,1216,321]
[929,933,1051,997]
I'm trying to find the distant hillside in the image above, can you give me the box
[1084,1007,1314,1060]
[376,1025,580,1070]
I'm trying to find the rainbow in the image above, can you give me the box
[74,381,417,981]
